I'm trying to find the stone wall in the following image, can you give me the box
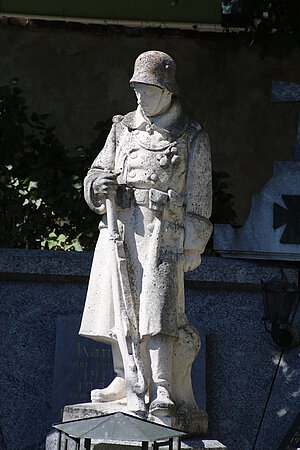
[1,23,300,223]
[0,248,299,449]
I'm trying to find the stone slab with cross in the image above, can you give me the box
[214,80,300,261]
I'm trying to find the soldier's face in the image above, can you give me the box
[133,83,172,117]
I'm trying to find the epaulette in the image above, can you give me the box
[112,114,124,124]
[190,120,202,132]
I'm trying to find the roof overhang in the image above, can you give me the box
[0,0,222,31]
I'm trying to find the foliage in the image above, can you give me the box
[211,171,236,225]
[241,0,300,54]
[0,79,110,251]
[203,170,236,255]
[223,0,300,56]
[0,80,236,251]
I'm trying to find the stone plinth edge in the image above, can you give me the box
[63,402,128,421]
[63,402,208,435]
[181,440,227,449]
[1,248,297,287]
[61,403,226,450]
[93,440,227,449]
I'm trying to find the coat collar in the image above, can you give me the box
[122,98,189,138]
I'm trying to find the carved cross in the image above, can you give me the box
[273,195,300,244]
[272,82,300,245]
[272,80,300,161]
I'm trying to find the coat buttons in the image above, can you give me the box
[159,156,169,168]
[146,125,154,134]
[163,148,171,156]
[160,140,170,147]
[150,173,158,182]
[130,152,137,159]
[171,155,181,166]
[170,146,178,154]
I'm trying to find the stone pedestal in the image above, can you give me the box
[92,441,227,449]
[46,431,227,450]
[63,401,128,421]
[63,401,208,435]
[53,403,226,450]
[46,403,226,449]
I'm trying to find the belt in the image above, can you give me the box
[133,188,169,212]
[117,185,183,214]
[133,189,149,206]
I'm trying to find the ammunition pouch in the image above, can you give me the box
[116,185,183,215]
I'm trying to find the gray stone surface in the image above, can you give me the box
[214,161,300,260]
[47,439,226,450]
[186,288,269,449]
[93,439,227,449]
[278,412,300,449]
[0,257,89,449]
[254,346,300,450]
[61,405,225,450]
[45,430,60,450]
[297,113,300,162]
[181,440,227,449]
[51,313,205,424]
[51,315,114,423]
[3,247,297,285]
[0,247,92,280]
[185,284,300,450]
[185,254,298,285]
[0,249,299,449]
[47,433,227,450]
[271,81,300,103]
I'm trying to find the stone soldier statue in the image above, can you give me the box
[79,50,212,431]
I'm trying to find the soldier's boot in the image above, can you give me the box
[148,334,176,417]
[91,342,126,403]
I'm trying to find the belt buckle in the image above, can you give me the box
[134,189,148,205]
[149,188,168,212]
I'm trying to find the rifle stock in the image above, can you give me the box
[106,192,147,413]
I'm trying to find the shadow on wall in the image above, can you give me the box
[0,79,236,254]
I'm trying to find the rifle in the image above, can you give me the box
[106,188,147,414]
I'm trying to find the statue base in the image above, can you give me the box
[46,430,227,450]
[43,402,224,450]
[63,400,208,435]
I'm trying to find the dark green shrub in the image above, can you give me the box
[212,171,236,225]
[0,80,236,251]
[0,79,110,250]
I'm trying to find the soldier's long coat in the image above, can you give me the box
[79,100,212,343]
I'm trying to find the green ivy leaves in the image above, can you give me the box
[0,79,110,251]
[0,79,236,253]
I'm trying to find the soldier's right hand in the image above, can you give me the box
[93,171,118,197]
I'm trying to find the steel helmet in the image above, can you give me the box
[130,50,179,95]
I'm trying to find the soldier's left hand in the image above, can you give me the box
[183,250,202,272]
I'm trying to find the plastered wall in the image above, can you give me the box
[1,23,300,223]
